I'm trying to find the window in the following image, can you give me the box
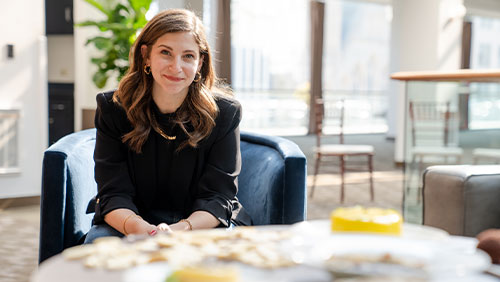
[468,15,500,129]
[478,44,491,67]
[231,0,390,135]
[470,15,500,69]
[497,46,500,67]
[322,0,391,134]
[232,0,310,135]
[479,17,493,29]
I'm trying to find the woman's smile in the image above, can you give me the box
[164,74,184,82]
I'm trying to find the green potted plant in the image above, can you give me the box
[77,0,153,88]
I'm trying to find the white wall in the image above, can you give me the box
[0,0,47,197]
[388,0,464,162]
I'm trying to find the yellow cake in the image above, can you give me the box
[166,266,239,282]
[330,206,402,235]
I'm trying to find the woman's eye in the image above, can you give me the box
[161,50,170,55]
[184,54,195,59]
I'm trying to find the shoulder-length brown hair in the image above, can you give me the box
[115,9,230,153]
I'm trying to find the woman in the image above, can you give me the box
[85,9,251,242]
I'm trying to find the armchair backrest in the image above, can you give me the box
[39,129,307,263]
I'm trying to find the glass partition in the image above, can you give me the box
[392,71,500,223]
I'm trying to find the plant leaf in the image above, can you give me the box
[132,15,148,29]
[75,20,102,28]
[128,0,153,14]
[93,70,109,89]
[97,22,135,32]
[110,3,130,24]
[90,57,106,65]
[83,0,111,18]
[87,36,113,50]
[77,0,153,89]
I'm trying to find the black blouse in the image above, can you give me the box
[92,91,251,227]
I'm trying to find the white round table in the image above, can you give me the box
[31,221,498,282]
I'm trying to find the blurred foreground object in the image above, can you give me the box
[477,229,500,264]
[330,206,402,236]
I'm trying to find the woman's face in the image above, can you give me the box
[142,32,203,100]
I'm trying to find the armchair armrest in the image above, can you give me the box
[39,129,97,263]
[239,131,307,225]
[423,165,500,237]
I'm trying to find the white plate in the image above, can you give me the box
[286,220,491,279]
[290,219,449,241]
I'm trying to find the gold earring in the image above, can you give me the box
[193,72,201,83]
[144,65,151,75]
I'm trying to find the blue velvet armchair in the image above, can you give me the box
[39,129,307,263]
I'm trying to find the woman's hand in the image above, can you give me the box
[126,218,157,235]
[157,223,173,234]
[104,208,157,236]
[169,221,192,231]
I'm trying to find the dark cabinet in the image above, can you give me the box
[45,0,73,34]
[48,83,74,145]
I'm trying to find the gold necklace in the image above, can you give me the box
[152,113,176,141]
[155,126,176,140]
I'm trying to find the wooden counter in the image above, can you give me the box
[391,69,500,82]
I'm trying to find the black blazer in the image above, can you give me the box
[92,91,251,227]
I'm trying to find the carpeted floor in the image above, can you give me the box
[0,133,404,282]
[0,198,40,282]
[287,133,404,219]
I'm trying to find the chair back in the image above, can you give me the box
[39,129,307,263]
[409,101,457,147]
[314,98,345,147]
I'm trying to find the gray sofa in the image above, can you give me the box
[423,165,500,237]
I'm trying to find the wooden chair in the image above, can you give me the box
[407,101,463,202]
[472,148,500,164]
[408,101,463,171]
[309,99,374,203]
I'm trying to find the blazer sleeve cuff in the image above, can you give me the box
[93,195,139,225]
[191,199,231,228]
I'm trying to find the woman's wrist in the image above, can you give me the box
[122,214,138,235]
[124,215,154,235]
[169,220,191,231]
[180,219,193,230]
